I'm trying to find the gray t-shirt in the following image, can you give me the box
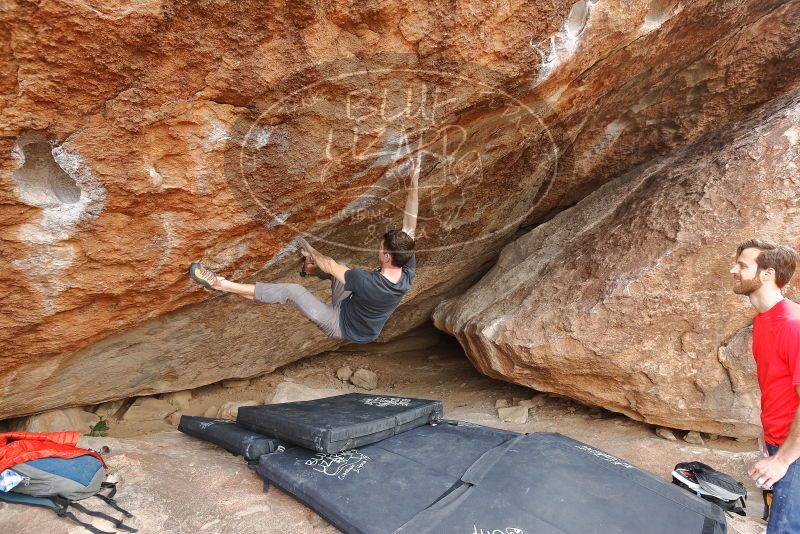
[339,253,416,343]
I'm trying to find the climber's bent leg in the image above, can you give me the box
[253,282,343,339]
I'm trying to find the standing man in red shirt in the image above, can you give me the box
[731,239,800,533]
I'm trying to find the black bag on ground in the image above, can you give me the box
[256,420,519,534]
[672,461,747,516]
[238,393,443,453]
[178,416,290,461]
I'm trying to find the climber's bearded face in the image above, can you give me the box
[731,248,763,295]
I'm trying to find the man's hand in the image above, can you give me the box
[751,387,800,489]
[297,237,315,257]
[297,237,317,262]
[749,454,790,489]
[296,236,349,284]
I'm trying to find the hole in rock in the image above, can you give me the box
[12,136,81,206]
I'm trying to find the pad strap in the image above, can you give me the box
[701,517,717,534]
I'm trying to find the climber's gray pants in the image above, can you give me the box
[253,278,350,339]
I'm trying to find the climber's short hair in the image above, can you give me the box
[382,229,415,267]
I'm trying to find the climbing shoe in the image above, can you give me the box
[189,262,224,290]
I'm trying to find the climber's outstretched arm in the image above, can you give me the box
[297,238,349,284]
[402,156,420,239]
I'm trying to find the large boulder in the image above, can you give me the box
[269,382,340,404]
[123,397,178,422]
[9,407,100,434]
[434,90,800,438]
[1,0,798,419]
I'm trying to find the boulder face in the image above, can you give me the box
[1,0,799,419]
[433,91,800,438]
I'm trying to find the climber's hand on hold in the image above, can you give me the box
[297,237,314,257]
[295,236,346,283]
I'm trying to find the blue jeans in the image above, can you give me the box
[766,443,800,533]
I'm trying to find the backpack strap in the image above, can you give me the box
[70,500,137,533]
[731,495,747,516]
[95,481,137,530]
[58,509,117,534]
[97,481,133,517]
[51,497,117,534]
[100,481,118,500]
[94,492,135,520]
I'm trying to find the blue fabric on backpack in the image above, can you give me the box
[23,455,103,486]
[0,490,59,509]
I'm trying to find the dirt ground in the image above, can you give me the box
[0,328,767,533]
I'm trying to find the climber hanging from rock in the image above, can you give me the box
[189,155,420,343]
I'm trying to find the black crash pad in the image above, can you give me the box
[395,432,727,534]
[256,420,519,534]
[238,393,444,453]
[178,415,289,461]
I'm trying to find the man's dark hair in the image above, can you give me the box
[382,229,415,267]
[736,239,798,288]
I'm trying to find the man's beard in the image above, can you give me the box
[733,273,763,295]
